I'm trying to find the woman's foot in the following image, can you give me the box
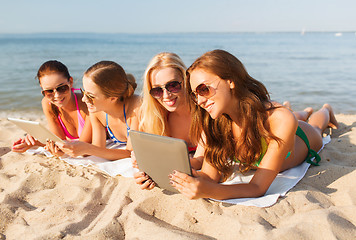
[323,103,339,129]
[303,107,314,119]
[283,101,291,110]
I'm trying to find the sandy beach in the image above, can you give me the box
[0,113,355,240]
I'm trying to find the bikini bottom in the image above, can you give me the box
[296,126,321,166]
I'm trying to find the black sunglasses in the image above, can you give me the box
[149,81,182,99]
[41,84,70,97]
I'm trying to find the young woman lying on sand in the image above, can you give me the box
[169,49,338,200]
[133,52,204,190]
[56,61,141,160]
[12,60,92,156]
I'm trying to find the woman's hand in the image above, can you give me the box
[12,134,43,153]
[44,140,64,157]
[131,151,138,169]
[56,140,90,157]
[133,171,156,190]
[131,151,156,190]
[12,138,31,152]
[169,169,213,199]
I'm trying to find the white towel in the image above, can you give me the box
[26,140,138,177]
[60,140,138,177]
[212,135,331,207]
[27,136,331,207]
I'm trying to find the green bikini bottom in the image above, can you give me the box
[295,126,321,166]
[237,126,321,167]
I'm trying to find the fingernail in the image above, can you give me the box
[169,181,174,185]
[172,170,176,174]
[168,174,172,179]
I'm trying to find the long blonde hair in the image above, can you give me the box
[139,52,187,135]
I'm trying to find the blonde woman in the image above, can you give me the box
[133,52,204,190]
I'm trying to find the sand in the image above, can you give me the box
[0,113,355,240]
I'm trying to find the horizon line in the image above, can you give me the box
[0,30,355,35]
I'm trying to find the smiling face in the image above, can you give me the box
[189,69,235,119]
[40,73,73,108]
[82,76,114,113]
[150,67,185,112]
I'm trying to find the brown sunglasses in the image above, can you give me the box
[41,84,70,97]
[190,81,221,104]
[80,88,95,104]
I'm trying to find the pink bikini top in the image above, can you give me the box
[57,88,85,140]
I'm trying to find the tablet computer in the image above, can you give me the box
[8,117,64,144]
[129,130,192,193]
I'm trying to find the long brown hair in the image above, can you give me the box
[84,61,137,102]
[186,49,281,180]
[37,60,71,118]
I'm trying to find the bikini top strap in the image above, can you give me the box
[123,104,130,136]
[106,105,130,138]
[106,113,109,127]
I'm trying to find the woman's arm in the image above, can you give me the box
[189,141,205,170]
[171,108,298,200]
[78,114,92,143]
[57,141,131,160]
[12,98,65,153]
[41,98,67,140]
[57,112,130,160]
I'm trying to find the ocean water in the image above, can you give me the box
[0,32,355,114]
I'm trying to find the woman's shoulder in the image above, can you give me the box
[130,94,142,103]
[267,104,297,133]
[127,94,142,111]
[41,97,52,112]
[90,111,106,126]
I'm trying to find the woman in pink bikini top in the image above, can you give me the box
[12,60,92,155]
[56,88,85,140]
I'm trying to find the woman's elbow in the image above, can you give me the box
[249,183,268,198]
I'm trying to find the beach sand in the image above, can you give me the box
[0,114,355,240]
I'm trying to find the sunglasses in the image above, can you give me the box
[190,81,221,104]
[41,84,70,97]
[80,88,95,105]
[149,81,182,99]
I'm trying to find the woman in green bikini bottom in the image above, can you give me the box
[169,49,338,200]
[253,123,324,168]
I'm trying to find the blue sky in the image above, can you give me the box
[0,0,355,33]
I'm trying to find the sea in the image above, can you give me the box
[0,32,355,116]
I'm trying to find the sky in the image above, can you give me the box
[0,0,355,34]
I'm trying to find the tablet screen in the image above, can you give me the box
[8,117,64,144]
[130,130,192,193]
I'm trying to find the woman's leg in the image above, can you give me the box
[283,101,314,122]
[307,103,338,134]
[301,103,338,151]
[281,104,338,171]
